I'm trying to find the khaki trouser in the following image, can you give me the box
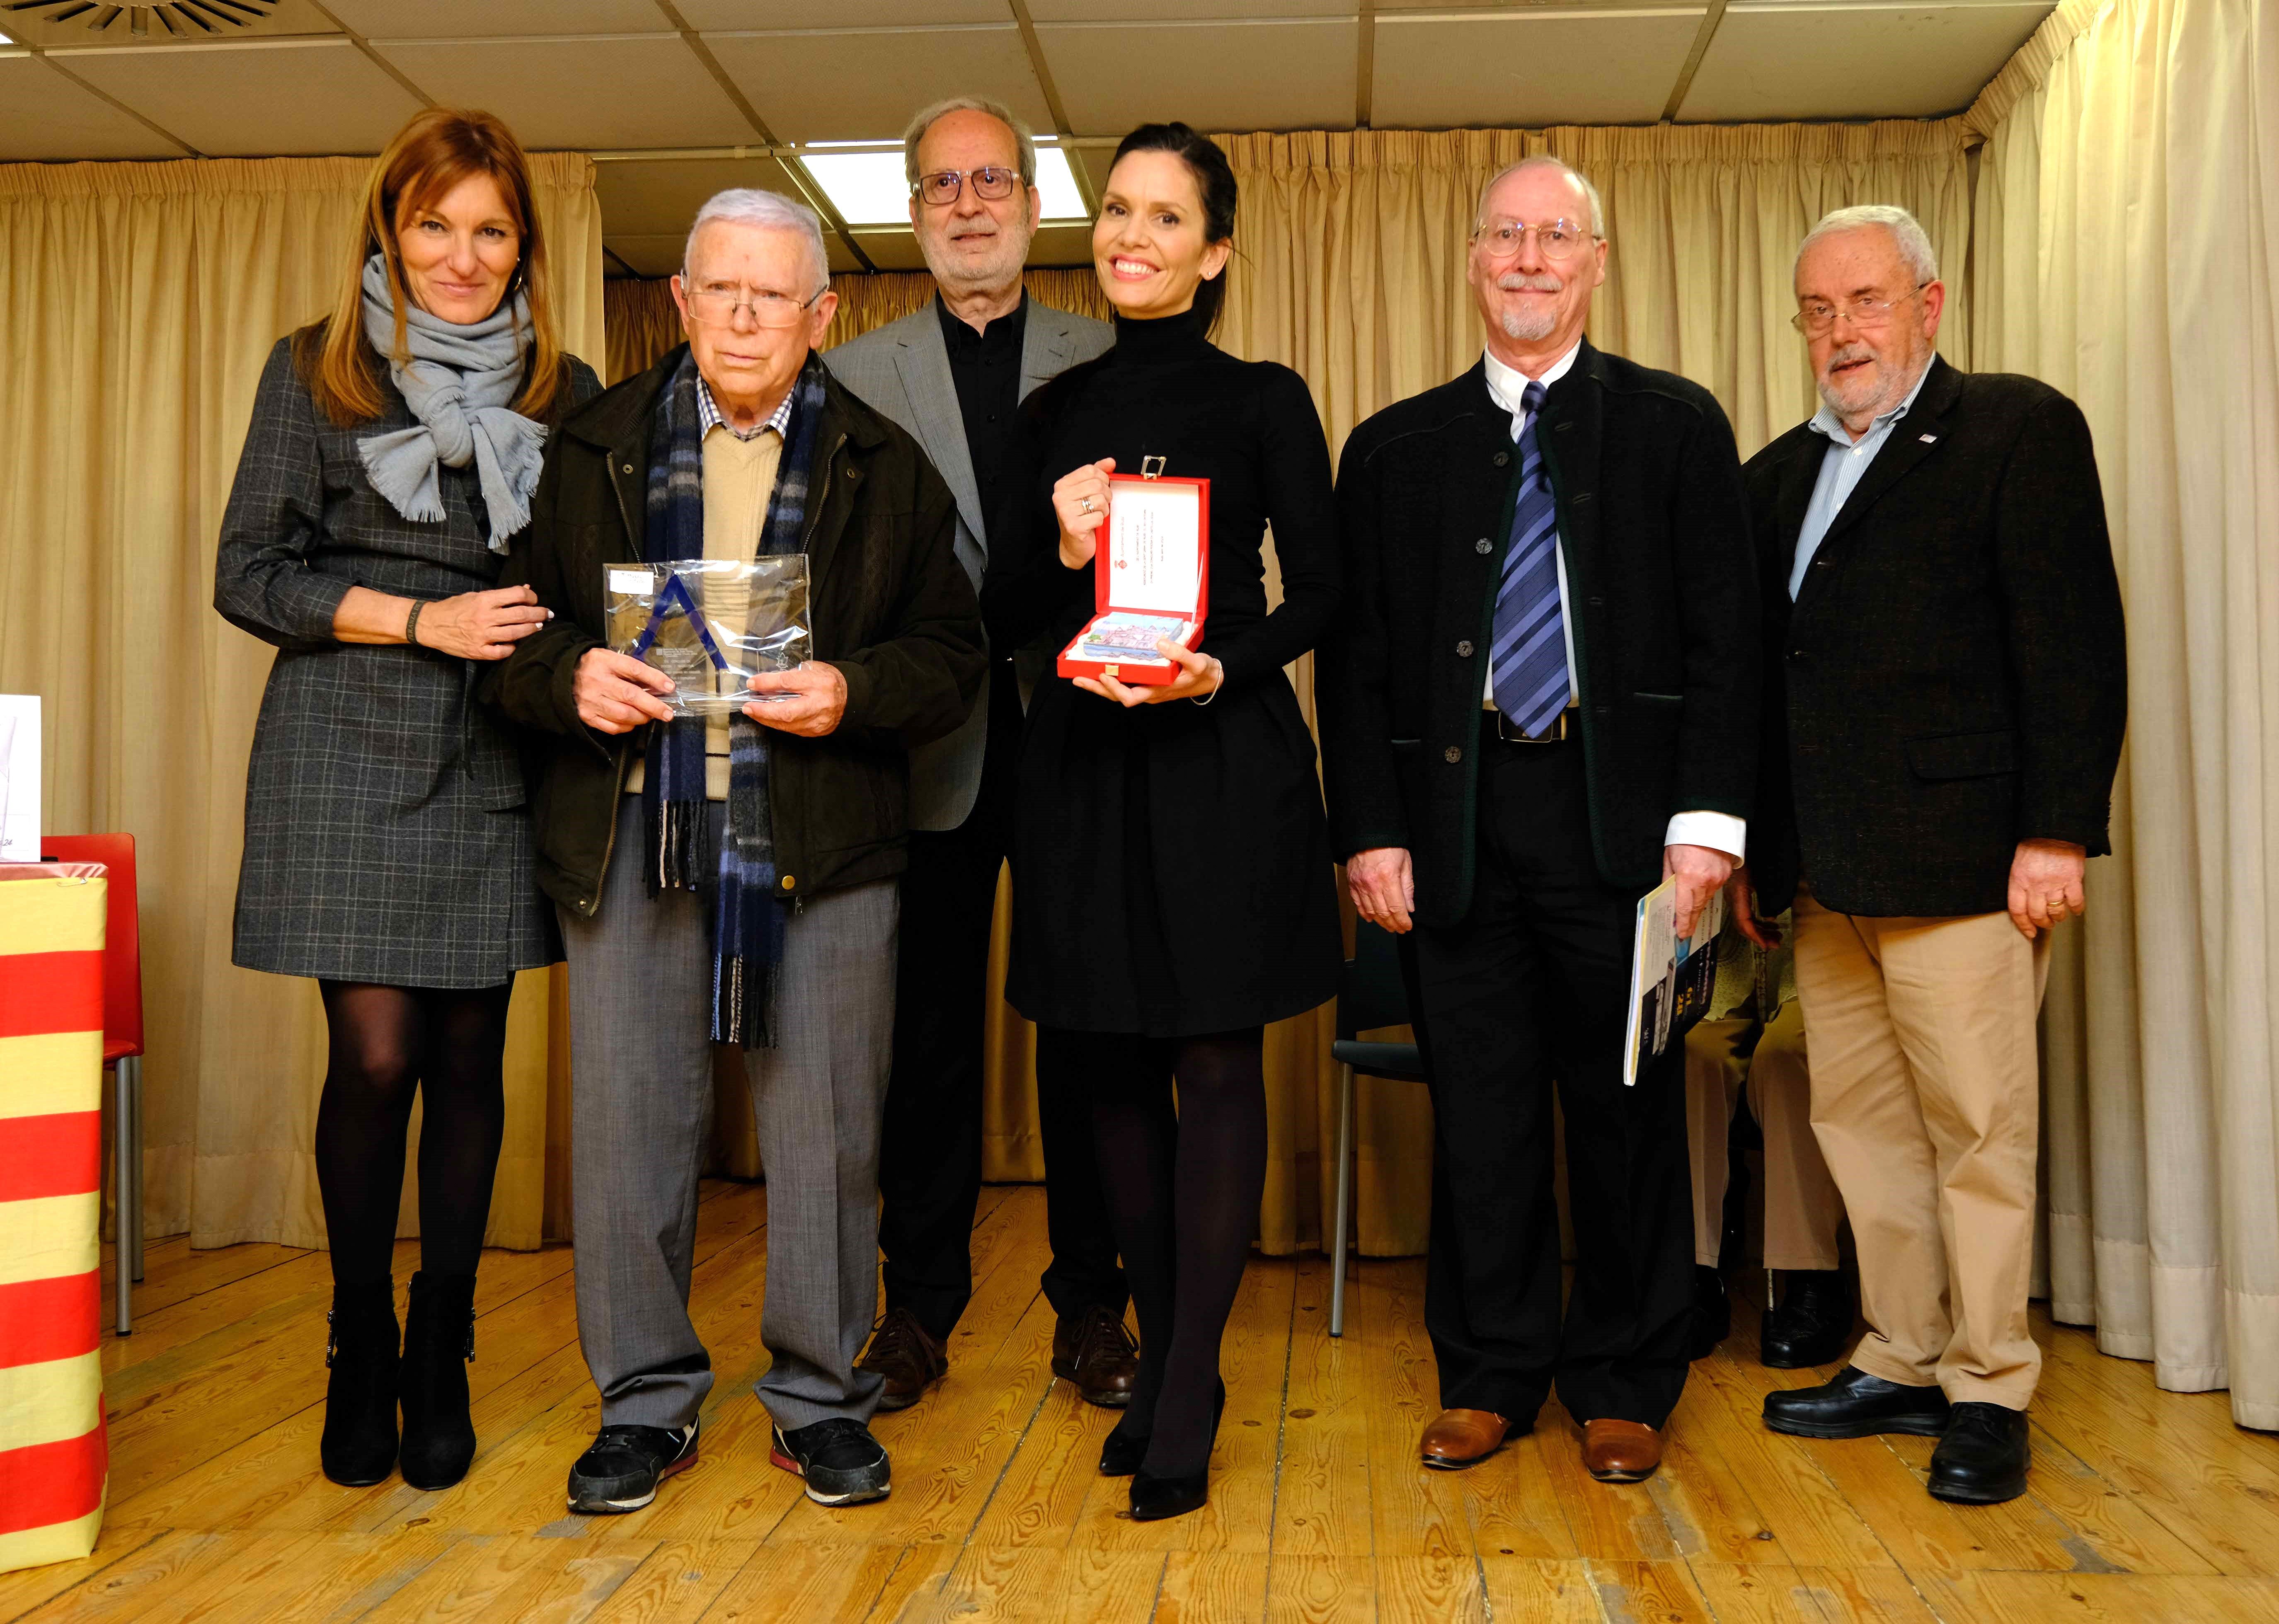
[1685,1002,1844,1271]
[1790,888,2050,1409]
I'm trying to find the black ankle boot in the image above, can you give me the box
[398,1271,478,1491]
[321,1278,400,1486]
[1760,1270,1853,1369]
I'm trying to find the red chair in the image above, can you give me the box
[41,833,145,1335]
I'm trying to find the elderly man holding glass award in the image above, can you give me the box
[489,189,982,1515]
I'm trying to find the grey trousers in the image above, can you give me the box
[560,796,897,1434]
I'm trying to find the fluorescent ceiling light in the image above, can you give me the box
[0,31,13,43]
[799,145,1091,229]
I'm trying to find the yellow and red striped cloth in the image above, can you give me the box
[0,864,109,1572]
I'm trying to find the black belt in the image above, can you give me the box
[1480,703,1579,744]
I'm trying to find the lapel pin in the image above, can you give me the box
[1919,433,1939,444]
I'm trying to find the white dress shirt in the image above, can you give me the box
[1480,344,1746,862]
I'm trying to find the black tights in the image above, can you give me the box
[315,981,513,1287]
[1038,1025,1267,1478]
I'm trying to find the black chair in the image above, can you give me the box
[1328,918,1427,1336]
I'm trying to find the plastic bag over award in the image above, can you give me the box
[604,557,811,718]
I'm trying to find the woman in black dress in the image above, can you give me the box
[214,109,598,1492]
[983,124,1341,1520]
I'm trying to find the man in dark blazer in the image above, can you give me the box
[825,96,1130,1413]
[1319,156,1758,1484]
[1733,205,2125,1506]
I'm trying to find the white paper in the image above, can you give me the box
[1620,874,1726,1086]
[1104,482,1203,614]
[0,695,40,862]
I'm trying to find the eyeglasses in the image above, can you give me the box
[679,279,826,328]
[1473,217,1600,262]
[913,167,1023,207]
[1791,283,1930,336]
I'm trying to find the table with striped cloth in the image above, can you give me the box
[0,862,109,1572]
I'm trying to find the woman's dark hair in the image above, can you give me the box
[1108,122,1238,336]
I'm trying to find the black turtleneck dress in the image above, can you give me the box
[983,309,1342,1038]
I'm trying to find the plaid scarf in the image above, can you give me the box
[640,347,829,1047]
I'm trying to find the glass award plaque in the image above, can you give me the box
[603,556,812,718]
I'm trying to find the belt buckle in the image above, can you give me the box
[1489,706,1571,744]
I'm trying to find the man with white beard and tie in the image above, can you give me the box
[1318,156,1759,1484]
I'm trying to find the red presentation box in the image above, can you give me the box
[1056,467,1211,688]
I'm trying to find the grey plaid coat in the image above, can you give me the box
[215,332,601,987]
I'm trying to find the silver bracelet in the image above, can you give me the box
[1191,663,1223,706]
[404,600,425,648]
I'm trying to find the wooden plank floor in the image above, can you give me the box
[9,1184,2279,1622]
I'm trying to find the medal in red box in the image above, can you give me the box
[1057,459,1210,688]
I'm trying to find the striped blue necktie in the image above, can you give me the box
[1489,380,1570,736]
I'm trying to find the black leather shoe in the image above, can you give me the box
[567,1422,698,1514]
[1685,1265,1730,1362]
[770,1418,891,1506]
[1100,1379,1222,1477]
[320,1278,400,1487]
[1761,1270,1853,1370]
[398,1271,478,1491]
[1929,1403,2030,1503]
[1763,1365,1950,1439]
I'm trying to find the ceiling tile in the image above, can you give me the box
[845,230,931,271]
[1028,220,1097,268]
[1028,0,1349,17]
[54,39,422,155]
[1040,19,1358,135]
[0,54,184,159]
[607,234,702,277]
[676,0,1007,23]
[595,155,809,239]
[324,0,664,36]
[1679,3,2052,121]
[705,27,1051,143]
[0,0,337,48]
[372,35,758,150]
[1372,10,1705,128]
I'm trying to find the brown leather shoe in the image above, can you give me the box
[856,1307,947,1412]
[1419,1409,1511,1470]
[1581,1418,1663,1482]
[1052,1306,1139,1409]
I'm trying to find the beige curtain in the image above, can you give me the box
[1965,0,2279,1427]
[603,123,1973,1257]
[0,152,605,1252]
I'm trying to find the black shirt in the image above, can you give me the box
[937,292,1028,532]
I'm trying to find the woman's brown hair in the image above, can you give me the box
[299,107,565,426]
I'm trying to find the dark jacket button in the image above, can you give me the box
[1790,649,1808,662]
[1456,640,1474,657]
[1493,451,1510,467]
[1475,538,1493,554]
[1443,745,1463,764]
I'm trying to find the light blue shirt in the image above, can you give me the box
[1787,358,1935,600]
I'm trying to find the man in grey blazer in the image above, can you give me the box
[826,96,1132,1411]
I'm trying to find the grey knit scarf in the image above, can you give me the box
[356,253,546,550]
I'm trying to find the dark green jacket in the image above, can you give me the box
[485,345,983,918]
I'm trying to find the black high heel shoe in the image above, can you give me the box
[1100,1378,1223,1477]
[1126,1382,1228,1521]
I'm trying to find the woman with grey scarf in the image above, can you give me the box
[213,108,598,1495]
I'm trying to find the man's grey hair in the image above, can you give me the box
[903,95,1037,189]
[683,188,830,297]
[1474,155,1605,238]
[1796,204,1938,286]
